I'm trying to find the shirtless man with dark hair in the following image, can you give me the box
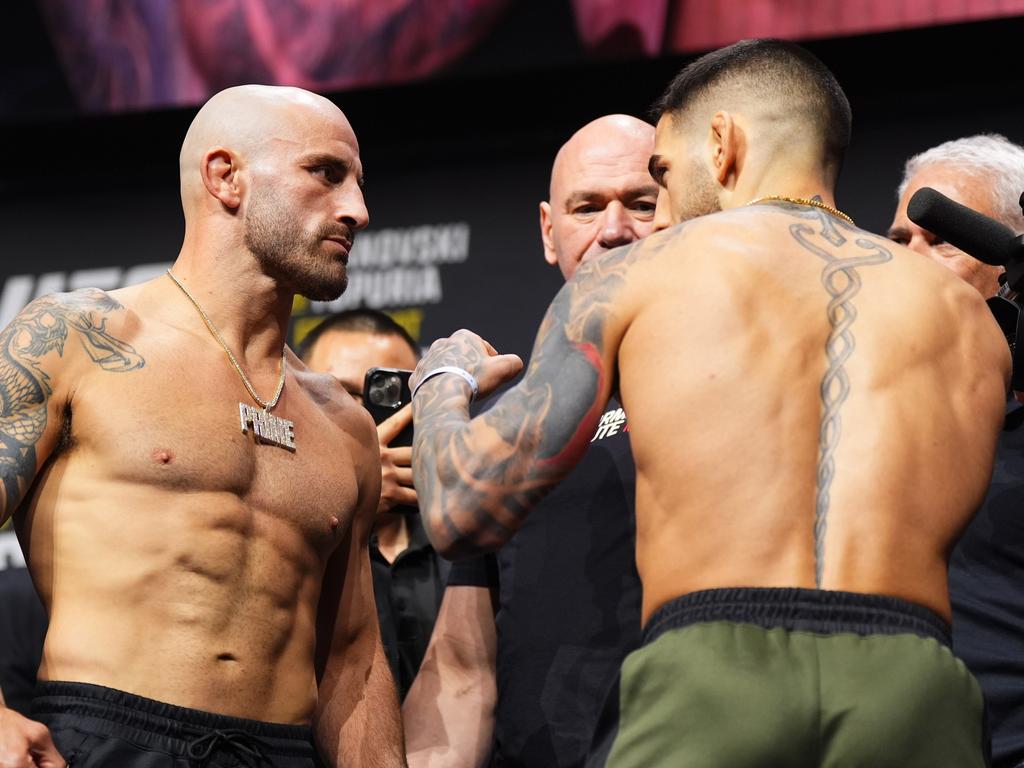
[0,85,404,768]
[411,40,1009,766]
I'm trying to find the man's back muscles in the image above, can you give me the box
[617,204,1008,622]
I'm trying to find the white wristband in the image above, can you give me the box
[411,366,479,402]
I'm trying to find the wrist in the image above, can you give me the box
[411,366,478,402]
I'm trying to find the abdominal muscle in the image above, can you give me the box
[22,481,330,725]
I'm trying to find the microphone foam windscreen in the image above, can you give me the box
[907,187,1014,266]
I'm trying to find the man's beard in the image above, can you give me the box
[675,155,722,224]
[244,187,352,301]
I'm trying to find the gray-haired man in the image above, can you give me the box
[888,133,1024,768]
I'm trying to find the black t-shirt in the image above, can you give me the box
[950,401,1024,767]
[450,400,641,768]
[370,513,448,702]
[0,567,47,715]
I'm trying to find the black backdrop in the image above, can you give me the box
[1,16,1023,361]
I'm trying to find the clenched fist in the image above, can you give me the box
[0,708,65,768]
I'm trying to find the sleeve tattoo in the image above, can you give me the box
[413,235,668,556]
[0,290,144,518]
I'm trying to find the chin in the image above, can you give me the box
[300,276,348,302]
[292,260,348,301]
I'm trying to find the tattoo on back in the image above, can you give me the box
[0,290,144,516]
[789,208,892,586]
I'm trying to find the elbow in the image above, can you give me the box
[425,513,502,561]
[423,500,514,560]
[421,431,524,558]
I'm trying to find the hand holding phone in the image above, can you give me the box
[364,367,417,514]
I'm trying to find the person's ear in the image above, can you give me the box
[709,111,739,187]
[540,201,557,267]
[201,147,243,210]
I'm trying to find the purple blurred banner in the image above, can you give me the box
[34,0,513,112]
[29,0,1024,114]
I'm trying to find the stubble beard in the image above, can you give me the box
[243,187,350,302]
[675,156,722,223]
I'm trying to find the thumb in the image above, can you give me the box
[493,353,524,379]
[27,726,65,768]
[376,403,412,446]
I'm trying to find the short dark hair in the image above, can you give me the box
[653,39,851,175]
[296,309,420,362]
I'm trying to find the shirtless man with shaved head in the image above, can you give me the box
[0,85,404,768]
[412,41,1009,766]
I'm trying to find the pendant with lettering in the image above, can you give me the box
[239,403,296,451]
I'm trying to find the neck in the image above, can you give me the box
[725,156,836,211]
[170,239,294,364]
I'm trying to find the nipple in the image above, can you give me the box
[152,449,174,465]
[329,516,340,532]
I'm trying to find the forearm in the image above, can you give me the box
[412,285,619,558]
[403,594,496,768]
[412,377,503,558]
[403,587,497,768]
[315,637,406,768]
[404,667,495,768]
[412,375,565,558]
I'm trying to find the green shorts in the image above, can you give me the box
[606,588,987,768]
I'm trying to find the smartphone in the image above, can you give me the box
[363,367,414,446]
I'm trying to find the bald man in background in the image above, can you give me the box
[0,85,404,768]
[403,115,653,768]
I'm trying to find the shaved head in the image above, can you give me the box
[178,84,368,301]
[550,115,655,200]
[541,115,657,279]
[179,84,357,212]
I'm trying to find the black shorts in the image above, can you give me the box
[31,681,325,767]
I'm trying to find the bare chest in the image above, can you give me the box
[62,348,364,545]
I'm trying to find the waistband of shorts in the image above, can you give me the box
[642,587,952,648]
[31,681,316,757]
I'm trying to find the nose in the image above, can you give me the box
[653,188,672,232]
[336,184,370,232]
[597,201,636,249]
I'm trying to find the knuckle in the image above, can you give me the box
[25,722,49,743]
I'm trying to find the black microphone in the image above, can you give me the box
[906,187,1021,267]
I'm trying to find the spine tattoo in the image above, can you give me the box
[0,290,144,517]
[789,210,892,586]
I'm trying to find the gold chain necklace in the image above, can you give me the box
[747,195,855,226]
[166,270,295,450]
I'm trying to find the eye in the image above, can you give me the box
[311,165,341,183]
[632,201,657,213]
[573,205,600,216]
[886,231,909,246]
